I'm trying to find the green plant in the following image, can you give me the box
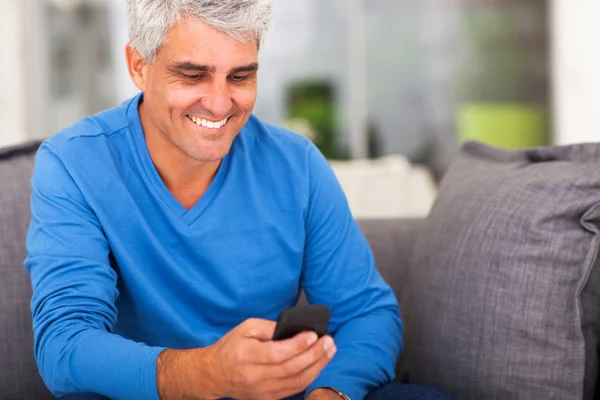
[285,80,341,159]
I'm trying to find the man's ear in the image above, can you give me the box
[125,43,150,92]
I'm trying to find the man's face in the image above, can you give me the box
[128,18,259,162]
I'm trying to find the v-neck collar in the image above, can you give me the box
[126,93,232,226]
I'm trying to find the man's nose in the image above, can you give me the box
[200,80,233,119]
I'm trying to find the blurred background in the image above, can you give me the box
[1,0,597,218]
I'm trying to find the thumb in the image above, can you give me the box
[241,318,277,341]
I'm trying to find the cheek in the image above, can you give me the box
[232,89,258,112]
[163,86,202,115]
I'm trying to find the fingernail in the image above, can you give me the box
[306,333,318,346]
[327,346,337,359]
[323,337,334,351]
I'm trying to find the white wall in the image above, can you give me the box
[0,0,27,147]
[552,0,600,144]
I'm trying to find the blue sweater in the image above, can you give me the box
[25,94,402,400]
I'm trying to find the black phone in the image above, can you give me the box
[272,305,331,341]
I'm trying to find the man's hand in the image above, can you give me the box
[208,318,336,399]
[306,388,344,400]
[156,318,336,400]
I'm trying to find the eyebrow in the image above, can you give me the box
[230,63,260,74]
[170,62,259,74]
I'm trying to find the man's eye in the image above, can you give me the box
[229,75,248,83]
[182,74,206,81]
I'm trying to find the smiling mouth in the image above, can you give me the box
[186,114,229,129]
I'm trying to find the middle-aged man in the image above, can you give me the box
[25,1,454,399]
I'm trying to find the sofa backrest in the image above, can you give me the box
[0,141,53,398]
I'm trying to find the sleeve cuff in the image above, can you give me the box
[141,346,167,400]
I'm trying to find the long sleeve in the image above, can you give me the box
[25,143,165,400]
[302,144,403,399]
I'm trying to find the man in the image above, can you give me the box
[25,1,452,399]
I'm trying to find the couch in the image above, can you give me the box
[0,141,419,399]
[8,139,599,400]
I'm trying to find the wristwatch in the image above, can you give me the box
[326,387,351,400]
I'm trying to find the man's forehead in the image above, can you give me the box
[156,39,258,70]
[155,18,259,68]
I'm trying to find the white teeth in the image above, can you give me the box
[188,115,229,129]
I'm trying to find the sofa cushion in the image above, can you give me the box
[0,141,52,398]
[401,141,600,400]
[357,218,425,382]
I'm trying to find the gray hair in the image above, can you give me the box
[126,0,273,63]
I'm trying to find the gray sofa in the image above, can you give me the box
[0,141,419,399]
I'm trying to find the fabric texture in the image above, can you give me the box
[365,383,456,400]
[401,141,600,400]
[25,94,401,400]
[0,141,52,399]
[357,218,424,381]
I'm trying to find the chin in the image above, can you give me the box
[188,147,230,162]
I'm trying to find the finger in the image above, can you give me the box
[244,331,320,365]
[236,325,318,365]
[266,335,335,378]
[266,342,336,397]
[288,343,336,389]
[240,318,277,341]
[259,331,323,365]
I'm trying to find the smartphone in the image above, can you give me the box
[272,304,331,341]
